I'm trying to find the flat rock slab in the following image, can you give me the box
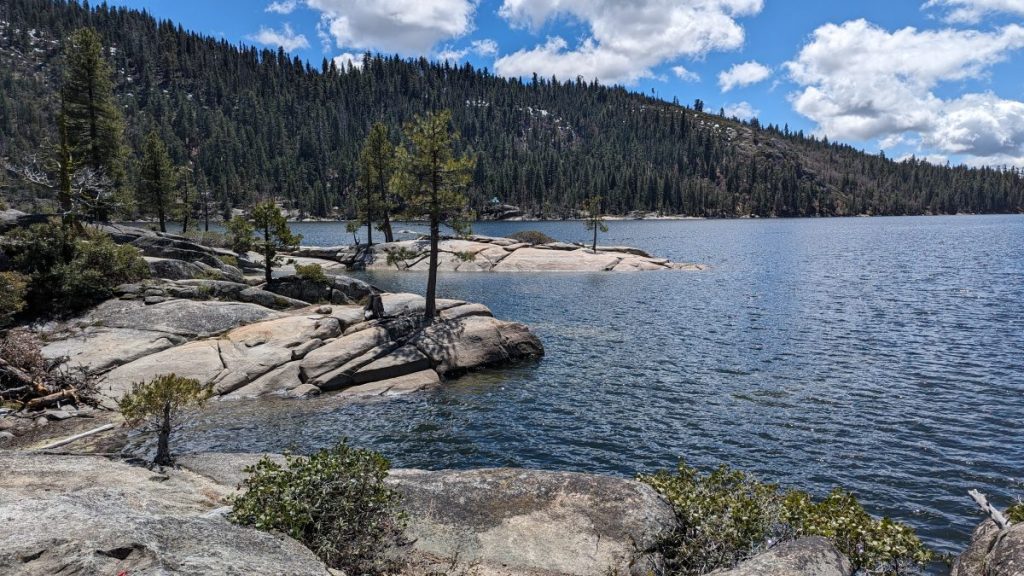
[79,299,282,338]
[41,327,185,373]
[389,468,676,576]
[0,454,328,576]
[709,537,852,576]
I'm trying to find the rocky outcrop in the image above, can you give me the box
[953,520,1024,576]
[390,468,677,576]
[0,453,330,576]
[130,235,244,281]
[40,291,542,407]
[710,537,852,576]
[113,279,310,310]
[263,273,377,305]
[291,235,704,273]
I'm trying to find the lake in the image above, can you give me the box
[168,215,1024,559]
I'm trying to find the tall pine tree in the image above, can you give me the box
[138,131,175,233]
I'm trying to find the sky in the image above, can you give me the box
[105,0,1024,169]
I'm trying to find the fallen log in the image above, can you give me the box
[34,423,116,451]
[24,389,78,412]
[969,489,1011,530]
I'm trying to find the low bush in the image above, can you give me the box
[0,271,29,325]
[295,262,327,282]
[1008,501,1024,523]
[4,221,149,316]
[119,374,210,466]
[509,230,555,245]
[229,441,406,575]
[219,254,239,268]
[181,229,231,249]
[226,215,255,254]
[641,460,932,576]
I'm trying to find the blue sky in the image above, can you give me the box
[106,0,1024,168]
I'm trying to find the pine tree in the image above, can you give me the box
[393,111,475,322]
[60,27,125,220]
[583,196,608,252]
[138,130,175,233]
[250,201,302,285]
[356,122,397,244]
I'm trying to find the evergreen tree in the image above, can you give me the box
[356,122,397,244]
[393,111,474,322]
[249,200,302,285]
[582,196,609,252]
[60,27,125,220]
[138,130,175,232]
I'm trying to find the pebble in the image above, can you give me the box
[0,431,14,442]
[316,305,333,315]
[34,416,48,428]
[45,409,74,421]
[144,296,167,305]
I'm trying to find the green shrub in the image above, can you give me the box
[219,254,239,268]
[5,222,149,316]
[0,271,29,325]
[226,215,255,255]
[640,461,932,576]
[181,230,231,249]
[454,250,477,262]
[509,230,555,245]
[1009,501,1024,523]
[295,262,327,282]
[229,441,406,575]
[640,462,785,575]
[119,374,210,466]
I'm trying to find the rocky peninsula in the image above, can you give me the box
[291,235,706,273]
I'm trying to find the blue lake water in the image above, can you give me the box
[173,215,1024,560]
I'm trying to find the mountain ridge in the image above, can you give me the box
[1,0,1022,218]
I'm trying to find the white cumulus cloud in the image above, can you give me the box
[723,101,759,120]
[718,60,771,92]
[249,23,310,51]
[438,38,499,62]
[923,0,1024,23]
[785,19,1024,165]
[306,0,477,56]
[672,65,700,81]
[333,52,365,70]
[265,0,298,14]
[494,0,763,85]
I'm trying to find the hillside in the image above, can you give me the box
[1,0,1022,218]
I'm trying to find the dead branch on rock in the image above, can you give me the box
[969,489,1011,530]
[0,330,96,412]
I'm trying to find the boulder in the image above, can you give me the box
[299,326,391,382]
[339,369,440,397]
[953,521,1024,576]
[145,257,208,280]
[390,468,676,576]
[709,537,852,576]
[0,454,329,576]
[131,235,243,281]
[352,345,431,384]
[411,315,544,375]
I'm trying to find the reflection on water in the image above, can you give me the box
[153,215,1024,559]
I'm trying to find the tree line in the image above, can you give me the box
[1,0,1022,220]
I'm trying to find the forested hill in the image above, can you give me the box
[1,0,1022,218]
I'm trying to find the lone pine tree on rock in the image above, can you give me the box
[393,110,475,322]
[118,374,210,466]
[583,196,609,252]
[249,201,302,285]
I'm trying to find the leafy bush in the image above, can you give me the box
[4,222,149,316]
[509,230,555,245]
[0,271,29,325]
[641,461,932,576]
[219,254,239,268]
[229,441,406,575]
[181,229,231,249]
[295,262,327,282]
[1008,501,1024,523]
[119,374,210,466]
[226,215,255,254]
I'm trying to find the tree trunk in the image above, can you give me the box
[382,212,394,243]
[365,187,373,246]
[203,191,210,232]
[263,225,272,285]
[592,222,597,252]
[425,214,439,323]
[158,202,166,233]
[154,401,172,466]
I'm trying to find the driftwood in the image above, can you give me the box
[35,423,116,451]
[969,489,1011,530]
